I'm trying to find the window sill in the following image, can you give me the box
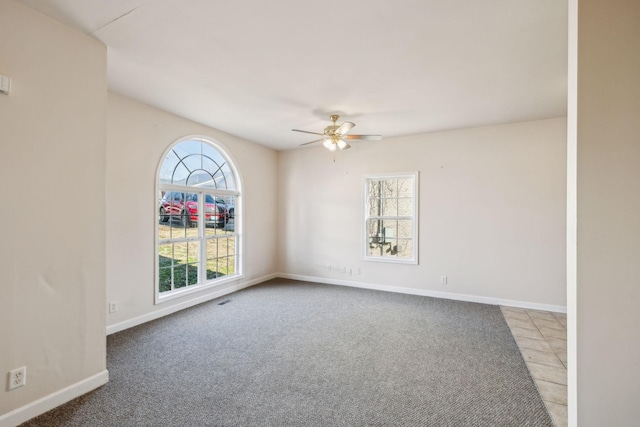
[155,274,242,304]
[363,256,418,265]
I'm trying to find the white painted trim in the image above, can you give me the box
[0,370,108,427]
[567,0,578,424]
[278,273,567,313]
[156,273,243,304]
[107,273,277,335]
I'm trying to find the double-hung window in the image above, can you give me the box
[364,172,418,264]
[156,138,240,302]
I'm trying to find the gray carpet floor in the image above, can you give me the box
[21,279,553,426]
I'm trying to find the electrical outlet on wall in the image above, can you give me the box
[440,276,448,284]
[109,301,118,313]
[8,367,26,390]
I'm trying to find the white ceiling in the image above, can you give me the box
[19,0,568,151]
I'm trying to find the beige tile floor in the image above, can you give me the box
[500,306,567,427]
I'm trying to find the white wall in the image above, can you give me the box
[0,0,107,421]
[106,93,278,332]
[573,0,640,424]
[278,118,567,308]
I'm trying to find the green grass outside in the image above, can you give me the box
[158,224,236,293]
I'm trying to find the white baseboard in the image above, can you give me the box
[106,273,278,335]
[0,370,109,427]
[277,273,567,313]
[1,272,563,427]
[107,271,564,337]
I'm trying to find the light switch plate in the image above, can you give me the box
[0,75,11,95]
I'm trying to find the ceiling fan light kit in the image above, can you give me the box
[293,114,382,151]
[337,139,349,150]
[323,139,337,151]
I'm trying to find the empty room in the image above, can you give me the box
[1,0,639,426]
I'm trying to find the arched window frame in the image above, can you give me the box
[155,136,242,304]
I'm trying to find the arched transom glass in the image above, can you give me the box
[159,139,237,190]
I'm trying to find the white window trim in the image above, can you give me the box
[363,171,419,265]
[155,136,243,304]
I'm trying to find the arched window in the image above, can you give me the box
[156,137,240,301]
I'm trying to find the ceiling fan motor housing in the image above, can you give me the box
[292,114,381,150]
[324,125,339,136]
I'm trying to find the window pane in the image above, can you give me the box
[206,259,218,280]
[205,224,226,236]
[158,220,171,240]
[172,163,190,185]
[219,163,236,190]
[182,153,202,172]
[168,193,198,235]
[398,198,413,216]
[368,219,396,256]
[186,170,212,187]
[206,239,221,279]
[172,140,201,160]
[382,239,399,257]
[159,151,180,185]
[367,219,382,244]
[226,195,236,220]
[169,242,199,288]
[201,157,223,189]
[158,244,173,267]
[382,198,398,217]
[169,200,185,238]
[188,241,199,260]
[202,143,227,168]
[205,237,236,279]
[227,255,236,276]
[381,220,396,243]
[398,178,413,197]
[174,264,188,289]
[368,242,387,257]
[212,170,228,190]
[397,220,413,238]
[187,262,198,286]
[217,257,229,278]
[368,196,381,217]
[398,239,413,259]
[225,237,232,256]
[173,241,198,266]
[158,267,172,293]
[206,238,218,259]
[368,180,382,198]
[382,180,397,197]
[203,192,227,231]
[161,140,236,189]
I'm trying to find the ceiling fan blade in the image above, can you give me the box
[345,134,383,141]
[338,140,351,150]
[292,129,324,136]
[335,121,355,135]
[299,138,324,146]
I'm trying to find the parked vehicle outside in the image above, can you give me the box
[159,192,229,228]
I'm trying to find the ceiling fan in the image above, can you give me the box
[292,115,382,151]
